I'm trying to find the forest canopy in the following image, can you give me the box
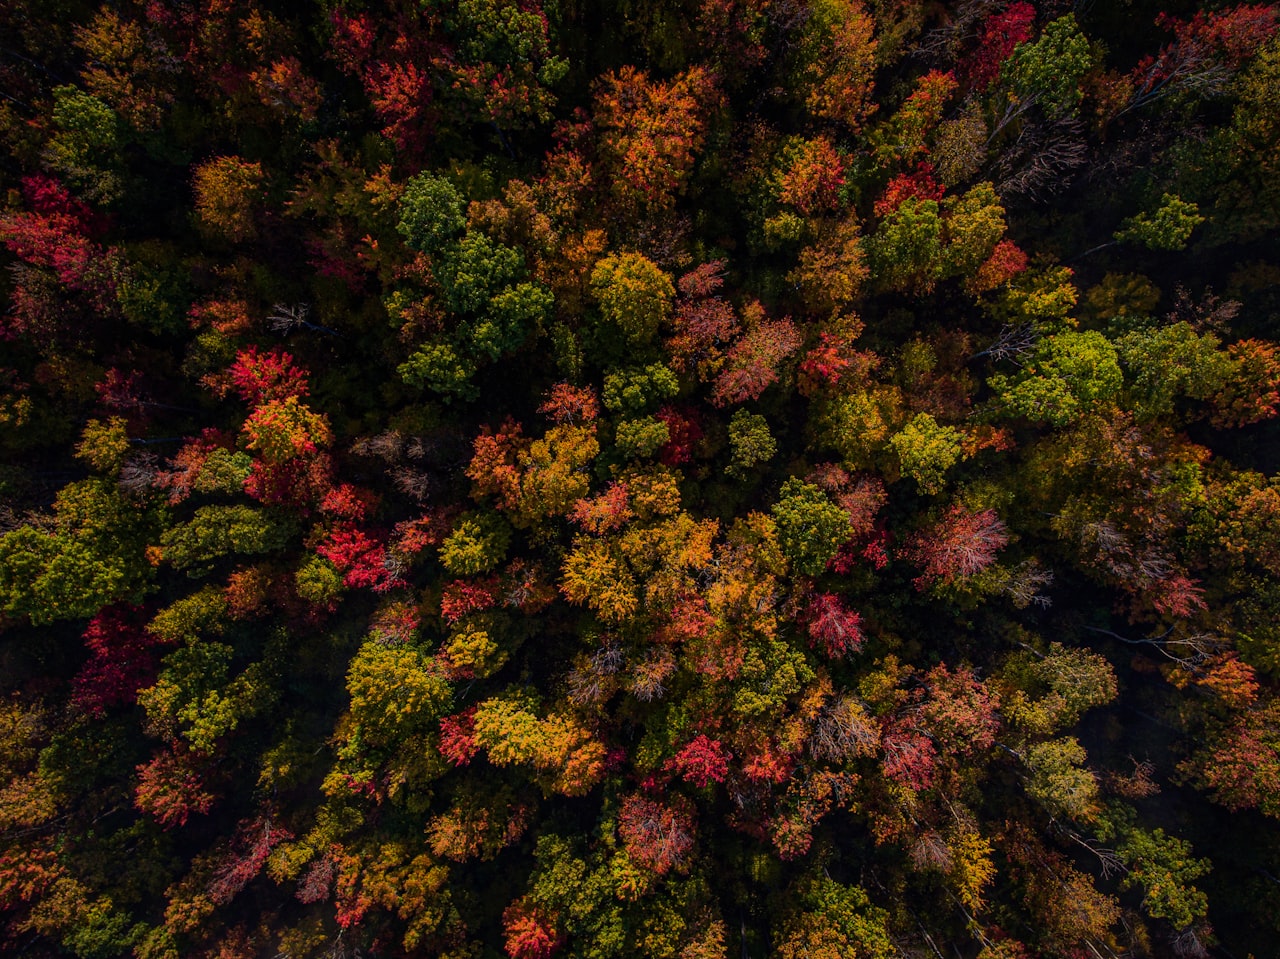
[1,1,1280,958]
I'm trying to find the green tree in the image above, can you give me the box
[774,876,895,959]
[439,513,512,575]
[0,480,164,623]
[988,330,1123,425]
[1114,194,1205,251]
[771,478,852,576]
[159,505,292,575]
[602,364,680,415]
[1000,14,1095,117]
[591,253,675,345]
[889,413,965,494]
[397,174,466,253]
[1025,737,1100,822]
[866,197,943,293]
[46,85,122,201]
[726,410,776,479]
[615,417,671,460]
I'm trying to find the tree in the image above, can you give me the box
[397,174,465,253]
[866,197,944,294]
[439,513,512,576]
[1114,194,1205,251]
[1114,321,1234,420]
[344,641,453,751]
[961,3,1036,90]
[504,898,564,959]
[594,66,717,210]
[999,14,1095,117]
[471,695,606,796]
[795,0,879,130]
[45,85,124,202]
[618,794,696,876]
[988,331,1123,426]
[773,136,846,216]
[804,592,865,658]
[1025,738,1100,822]
[771,479,853,577]
[1103,816,1212,931]
[774,877,895,959]
[1180,700,1280,817]
[591,253,675,345]
[134,747,216,829]
[615,416,671,459]
[710,311,802,407]
[159,505,292,574]
[726,410,776,478]
[227,347,310,404]
[192,157,265,242]
[603,364,680,415]
[905,504,1009,589]
[0,479,164,623]
[888,413,965,494]
[240,396,332,465]
[667,735,731,787]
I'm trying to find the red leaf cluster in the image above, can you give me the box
[228,346,310,404]
[71,606,162,718]
[668,734,732,787]
[440,706,480,766]
[804,592,866,658]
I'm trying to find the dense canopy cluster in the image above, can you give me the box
[1,1,1280,958]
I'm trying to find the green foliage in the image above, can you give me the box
[614,416,670,459]
[75,418,131,474]
[867,197,943,293]
[726,410,776,478]
[941,182,1006,279]
[160,505,292,574]
[0,480,163,623]
[398,341,480,402]
[776,877,895,959]
[295,556,344,604]
[435,232,525,315]
[1000,14,1094,116]
[771,478,852,576]
[148,586,229,643]
[602,364,680,414]
[397,174,466,253]
[46,85,122,200]
[988,331,1123,425]
[590,253,675,345]
[889,413,964,494]
[1115,322,1234,418]
[1098,810,1212,930]
[1024,737,1100,822]
[439,512,512,575]
[346,641,453,747]
[1114,194,1205,251]
[481,281,553,354]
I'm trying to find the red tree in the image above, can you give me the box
[71,605,162,718]
[503,898,564,959]
[711,315,802,407]
[668,735,732,787]
[228,346,310,404]
[804,592,866,658]
[439,706,480,766]
[905,505,1009,589]
[960,2,1036,90]
[618,794,696,875]
[135,748,216,829]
